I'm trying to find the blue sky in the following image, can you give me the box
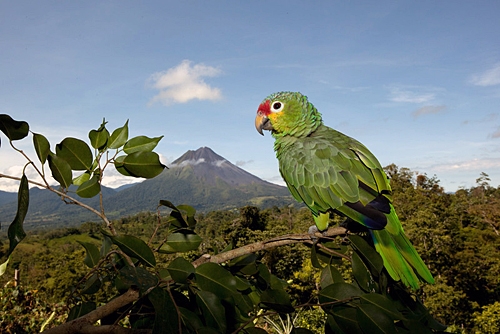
[1,1,500,192]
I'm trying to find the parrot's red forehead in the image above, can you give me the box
[257,100,271,116]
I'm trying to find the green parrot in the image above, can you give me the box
[255,91,434,290]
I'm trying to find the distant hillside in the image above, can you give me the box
[0,190,16,206]
[104,147,293,215]
[0,147,295,229]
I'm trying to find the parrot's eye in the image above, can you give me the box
[271,101,284,113]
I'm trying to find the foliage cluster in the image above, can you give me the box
[1,114,500,333]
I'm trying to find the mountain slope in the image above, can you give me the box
[0,147,294,228]
[104,147,293,214]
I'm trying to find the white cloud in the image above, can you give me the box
[235,160,253,167]
[412,105,447,118]
[148,60,222,105]
[428,158,500,172]
[388,87,435,104]
[170,158,206,168]
[471,63,500,86]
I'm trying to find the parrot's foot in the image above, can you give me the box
[308,225,327,242]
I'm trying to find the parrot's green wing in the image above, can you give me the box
[276,125,434,289]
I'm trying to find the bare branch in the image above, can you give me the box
[192,226,347,267]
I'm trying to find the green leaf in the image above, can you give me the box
[48,153,73,188]
[179,307,204,332]
[195,262,238,302]
[108,120,129,149]
[89,119,109,150]
[100,235,112,258]
[331,306,364,334]
[0,257,10,276]
[357,303,398,334]
[114,155,131,176]
[167,257,195,284]
[359,293,404,320]
[109,234,156,267]
[352,252,377,292]
[77,241,101,268]
[259,288,294,313]
[319,283,363,306]
[7,174,29,256]
[159,232,202,253]
[320,265,344,289]
[123,135,163,154]
[76,174,101,198]
[56,137,93,171]
[0,114,29,141]
[119,266,158,294]
[159,200,189,229]
[73,171,91,186]
[33,133,50,164]
[325,314,348,334]
[81,273,102,294]
[121,151,166,178]
[196,290,227,333]
[349,235,384,274]
[148,287,179,334]
[67,301,96,321]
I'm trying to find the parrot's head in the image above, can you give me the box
[255,91,322,138]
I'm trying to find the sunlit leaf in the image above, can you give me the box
[109,234,156,267]
[48,153,73,188]
[55,137,93,171]
[0,257,10,276]
[7,174,29,256]
[76,174,101,198]
[108,120,129,149]
[0,114,29,141]
[77,241,101,268]
[167,257,195,284]
[196,290,227,333]
[121,151,166,178]
[33,133,50,164]
[123,135,163,154]
[73,171,91,186]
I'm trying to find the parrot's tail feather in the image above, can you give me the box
[393,232,435,285]
[370,230,428,290]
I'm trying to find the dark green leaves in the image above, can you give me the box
[103,232,156,267]
[89,119,109,150]
[0,114,29,141]
[167,257,195,284]
[77,241,101,268]
[117,151,165,179]
[159,232,202,253]
[1,173,29,275]
[108,120,129,149]
[33,133,50,164]
[55,137,93,171]
[48,153,73,188]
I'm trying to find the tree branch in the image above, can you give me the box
[192,226,347,267]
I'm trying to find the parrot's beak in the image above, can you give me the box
[255,113,273,136]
